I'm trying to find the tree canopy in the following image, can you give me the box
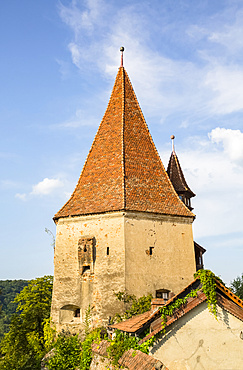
[0,275,53,370]
[230,273,243,300]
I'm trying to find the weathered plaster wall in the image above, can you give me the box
[124,212,196,297]
[51,210,196,333]
[151,302,243,370]
[51,212,126,333]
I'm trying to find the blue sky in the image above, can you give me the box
[1,0,243,285]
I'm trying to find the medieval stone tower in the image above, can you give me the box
[51,49,199,333]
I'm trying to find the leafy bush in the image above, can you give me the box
[47,329,100,370]
[47,335,82,370]
[107,330,154,366]
[112,292,152,323]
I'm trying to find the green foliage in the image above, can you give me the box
[230,273,243,299]
[0,276,53,370]
[47,335,82,370]
[0,280,28,340]
[79,330,100,370]
[47,328,100,370]
[160,269,219,332]
[194,269,218,316]
[84,305,92,336]
[43,318,56,352]
[107,330,154,366]
[160,289,198,331]
[112,292,152,323]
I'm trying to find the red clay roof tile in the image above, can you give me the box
[109,309,155,333]
[54,67,194,221]
[118,349,164,370]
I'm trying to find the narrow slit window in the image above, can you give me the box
[107,247,109,256]
[149,247,154,255]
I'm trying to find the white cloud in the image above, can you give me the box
[208,9,243,53]
[15,193,27,201]
[15,177,75,201]
[209,127,243,164]
[68,42,82,69]
[31,178,64,195]
[204,66,243,114]
[59,0,103,37]
[56,59,71,79]
[15,178,64,200]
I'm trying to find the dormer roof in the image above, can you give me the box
[54,66,194,221]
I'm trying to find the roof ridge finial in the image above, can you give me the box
[171,135,175,153]
[120,46,125,67]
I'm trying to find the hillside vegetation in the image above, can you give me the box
[0,280,28,340]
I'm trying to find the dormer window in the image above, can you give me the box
[156,289,170,301]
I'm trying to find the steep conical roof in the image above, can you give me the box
[167,150,195,198]
[54,66,193,221]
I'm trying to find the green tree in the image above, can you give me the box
[230,273,243,299]
[0,275,53,370]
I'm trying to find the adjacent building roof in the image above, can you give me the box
[118,349,167,370]
[54,65,194,221]
[109,308,156,334]
[139,278,243,344]
[91,340,168,370]
[167,149,195,198]
[109,276,243,342]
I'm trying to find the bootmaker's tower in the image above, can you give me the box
[51,49,197,333]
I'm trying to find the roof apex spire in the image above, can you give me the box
[171,135,175,153]
[54,65,194,221]
[120,46,124,67]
